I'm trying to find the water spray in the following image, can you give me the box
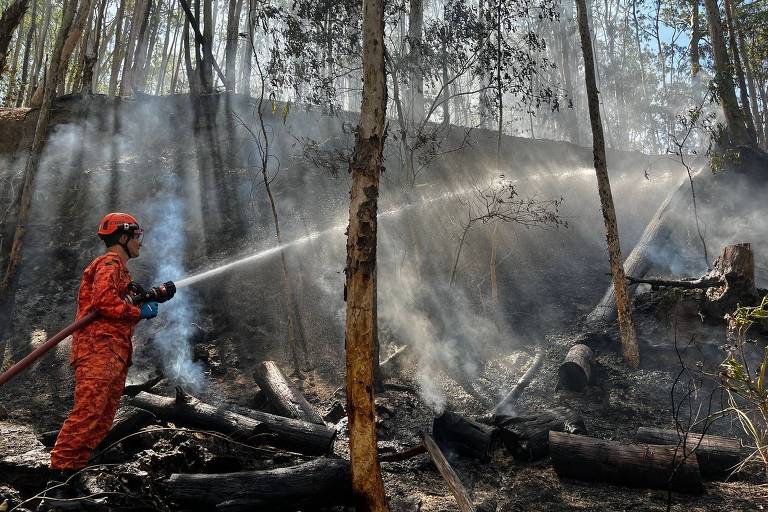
[0,281,176,388]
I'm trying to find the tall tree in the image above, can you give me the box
[108,0,127,96]
[16,0,37,106]
[575,0,639,368]
[224,0,241,91]
[344,0,389,508]
[408,0,424,124]
[0,0,77,300]
[702,0,752,147]
[723,0,757,143]
[0,0,29,82]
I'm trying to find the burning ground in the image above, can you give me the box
[0,95,766,510]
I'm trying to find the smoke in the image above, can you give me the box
[142,190,206,392]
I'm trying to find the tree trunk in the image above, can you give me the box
[432,411,496,462]
[80,0,107,94]
[182,14,198,93]
[0,0,77,301]
[224,0,241,92]
[108,0,127,96]
[702,0,751,147]
[723,0,757,144]
[2,10,23,105]
[155,1,176,94]
[636,427,742,479]
[0,0,29,82]
[27,0,50,103]
[125,0,152,95]
[119,0,145,96]
[575,0,639,368]
[421,433,476,512]
[201,0,212,90]
[557,343,593,391]
[344,0,389,508]
[238,0,254,95]
[178,0,225,91]
[407,0,423,125]
[137,0,162,90]
[253,361,325,425]
[162,458,352,510]
[549,431,703,493]
[690,0,700,76]
[16,0,37,106]
[736,20,763,147]
[130,389,336,455]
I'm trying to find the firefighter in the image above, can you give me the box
[50,213,159,473]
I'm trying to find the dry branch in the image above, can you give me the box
[130,388,335,455]
[422,433,476,512]
[492,348,544,417]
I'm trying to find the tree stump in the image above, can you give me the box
[557,344,593,391]
[549,432,703,493]
[701,243,759,320]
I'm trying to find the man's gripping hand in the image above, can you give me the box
[140,301,159,319]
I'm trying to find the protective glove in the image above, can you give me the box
[140,301,159,319]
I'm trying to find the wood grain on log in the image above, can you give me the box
[636,427,742,478]
[549,431,703,493]
[495,407,586,461]
[422,433,476,512]
[130,388,336,455]
[433,411,497,462]
[557,344,593,391]
[162,457,351,510]
[253,361,324,425]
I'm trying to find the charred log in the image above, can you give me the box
[130,388,336,455]
[557,344,593,391]
[495,407,586,461]
[549,431,703,493]
[253,361,324,425]
[422,433,477,512]
[98,405,156,449]
[636,427,743,478]
[625,275,722,290]
[162,457,352,510]
[432,411,497,462]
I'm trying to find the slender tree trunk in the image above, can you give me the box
[702,0,751,147]
[723,0,757,144]
[91,1,112,93]
[80,0,105,94]
[0,0,77,301]
[0,0,29,82]
[558,4,579,144]
[119,0,145,96]
[2,15,23,105]
[72,0,93,91]
[735,15,763,147]
[128,0,153,94]
[169,14,183,93]
[238,0,254,95]
[344,0,389,508]
[224,0,241,92]
[137,0,162,90]
[690,0,700,76]
[575,0,639,368]
[182,14,198,93]
[407,0,423,124]
[201,0,212,90]
[16,0,37,106]
[27,0,50,103]
[108,0,127,96]
[155,0,176,94]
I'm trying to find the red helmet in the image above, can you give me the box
[97,212,140,236]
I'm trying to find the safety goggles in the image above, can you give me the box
[131,229,144,243]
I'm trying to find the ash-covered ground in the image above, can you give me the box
[0,95,766,510]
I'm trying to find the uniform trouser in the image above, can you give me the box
[50,350,128,470]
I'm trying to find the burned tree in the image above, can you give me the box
[343,0,388,507]
[575,0,639,368]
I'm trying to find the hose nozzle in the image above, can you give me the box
[128,281,176,304]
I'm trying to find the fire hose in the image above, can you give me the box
[0,281,176,388]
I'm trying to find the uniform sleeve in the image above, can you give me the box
[92,260,142,320]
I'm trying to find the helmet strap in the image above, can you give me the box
[119,232,133,259]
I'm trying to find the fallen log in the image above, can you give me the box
[492,348,544,417]
[162,457,351,510]
[433,411,497,462]
[636,427,743,478]
[253,361,324,425]
[495,407,586,461]
[422,433,476,512]
[97,405,156,449]
[130,388,336,455]
[549,431,703,493]
[557,344,593,391]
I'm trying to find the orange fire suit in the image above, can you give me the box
[50,251,142,470]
